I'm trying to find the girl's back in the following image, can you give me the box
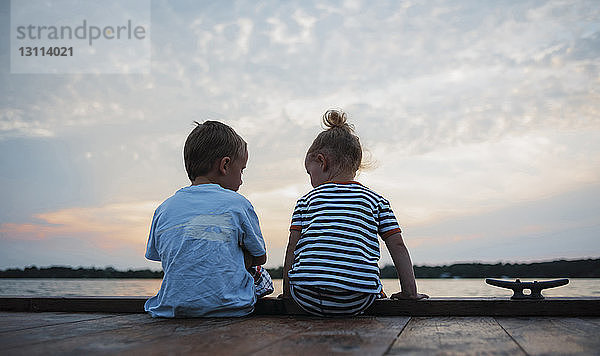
[289,181,400,294]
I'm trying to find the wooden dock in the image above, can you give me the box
[1,297,599,355]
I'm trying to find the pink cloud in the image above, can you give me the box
[0,201,160,252]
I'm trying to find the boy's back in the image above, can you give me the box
[145,183,266,317]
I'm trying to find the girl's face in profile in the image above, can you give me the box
[304,153,329,188]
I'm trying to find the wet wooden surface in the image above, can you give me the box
[388,316,526,355]
[1,312,599,355]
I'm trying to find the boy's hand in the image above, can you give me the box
[390,291,429,300]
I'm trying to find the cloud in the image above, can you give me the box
[403,183,600,265]
[266,9,316,51]
[0,108,54,139]
[0,201,159,249]
[362,129,600,226]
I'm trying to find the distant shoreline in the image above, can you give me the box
[1,258,598,279]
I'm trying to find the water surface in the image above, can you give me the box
[1,278,598,297]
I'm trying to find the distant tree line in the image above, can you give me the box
[0,266,164,279]
[387,258,600,279]
[264,259,599,279]
[1,258,598,279]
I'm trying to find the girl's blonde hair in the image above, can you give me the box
[307,109,363,177]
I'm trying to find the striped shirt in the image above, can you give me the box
[288,181,401,294]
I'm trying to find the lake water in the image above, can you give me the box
[1,278,599,298]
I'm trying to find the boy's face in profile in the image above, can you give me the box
[220,148,248,192]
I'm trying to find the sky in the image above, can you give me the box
[0,0,599,270]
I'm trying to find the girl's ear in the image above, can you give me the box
[316,153,328,172]
[219,157,231,175]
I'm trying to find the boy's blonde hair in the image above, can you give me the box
[307,109,363,177]
[184,121,247,182]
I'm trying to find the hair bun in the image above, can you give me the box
[322,109,350,130]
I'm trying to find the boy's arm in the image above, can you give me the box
[145,210,161,262]
[244,251,267,269]
[252,254,267,266]
[239,202,267,268]
[384,232,428,300]
[282,229,301,298]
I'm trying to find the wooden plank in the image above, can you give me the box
[253,296,305,315]
[252,316,410,356]
[0,296,146,313]
[0,313,155,350]
[3,296,600,316]
[120,315,410,356]
[2,315,316,356]
[1,312,405,356]
[2,312,599,356]
[387,317,525,355]
[365,298,600,317]
[105,316,330,355]
[496,317,600,355]
[1,314,246,356]
[0,311,116,333]
[585,317,600,327]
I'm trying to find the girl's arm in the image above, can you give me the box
[384,232,428,300]
[282,229,301,298]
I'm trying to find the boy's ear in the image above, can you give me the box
[218,157,231,175]
[316,153,328,172]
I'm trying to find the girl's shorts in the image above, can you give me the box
[290,284,377,317]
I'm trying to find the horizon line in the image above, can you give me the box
[2,256,598,272]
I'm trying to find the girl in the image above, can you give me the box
[282,109,427,317]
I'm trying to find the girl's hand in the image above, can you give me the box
[390,291,429,300]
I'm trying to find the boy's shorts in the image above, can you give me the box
[289,284,377,317]
[249,266,274,298]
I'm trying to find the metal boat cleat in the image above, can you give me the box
[485,278,569,299]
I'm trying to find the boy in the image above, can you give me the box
[144,121,271,318]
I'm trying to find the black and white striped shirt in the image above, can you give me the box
[288,181,402,294]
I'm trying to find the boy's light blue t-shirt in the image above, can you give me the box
[144,184,266,318]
